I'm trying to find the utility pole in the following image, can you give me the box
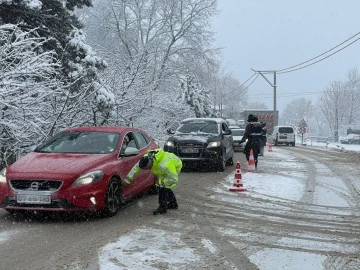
[251,69,277,128]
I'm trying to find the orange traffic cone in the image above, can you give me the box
[247,149,256,172]
[268,141,273,152]
[229,161,246,192]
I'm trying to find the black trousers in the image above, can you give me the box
[158,187,177,209]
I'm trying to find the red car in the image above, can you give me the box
[0,126,159,217]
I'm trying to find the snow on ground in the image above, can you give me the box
[0,230,21,244]
[98,141,360,270]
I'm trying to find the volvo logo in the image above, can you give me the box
[30,182,39,191]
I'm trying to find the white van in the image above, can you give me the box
[271,126,295,146]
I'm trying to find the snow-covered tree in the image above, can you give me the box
[281,98,313,126]
[0,0,115,129]
[343,68,360,128]
[318,81,348,141]
[79,0,218,129]
[211,72,247,119]
[0,24,64,168]
[179,74,214,118]
[246,102,268,110]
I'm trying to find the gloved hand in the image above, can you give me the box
[123,177,131,185]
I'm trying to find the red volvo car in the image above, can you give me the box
[0,126,159,217]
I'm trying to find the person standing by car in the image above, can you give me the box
[239,114,264,170]
[124,149,182,215]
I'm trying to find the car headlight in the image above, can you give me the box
[164,141,175,148]
[207,141,221,148]
[72,171,104,187]
[0,168,6,184]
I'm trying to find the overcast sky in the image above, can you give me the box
[212,0,360,112]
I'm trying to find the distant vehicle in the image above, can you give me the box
[340,134,360,144]
[164,118,234,171]
[229,126,246,152]
[0,126,159,217]
[226,118,237,126]
[236,119,245,128]
[271,126,296,146]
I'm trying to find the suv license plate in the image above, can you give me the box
[17,194,51,204]
[181,148,199,153]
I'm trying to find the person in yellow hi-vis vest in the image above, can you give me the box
[124,149,182,215]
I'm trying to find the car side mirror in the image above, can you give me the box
[167,128,175,134]
[122,147,139,157]
[223,129,232,135]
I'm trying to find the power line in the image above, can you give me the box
[239,72,257,88]
[242,73,260,91]
[275,31,360,73]
[257,31,360,74]
[277,37,360,74]
[224,73,257,97]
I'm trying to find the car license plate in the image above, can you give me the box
[181,148,199,153]
[17,194,51,204]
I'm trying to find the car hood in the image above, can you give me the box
[170,133,219,143]
[7,152,112,178]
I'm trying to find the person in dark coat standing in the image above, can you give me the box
[239,114,264,169]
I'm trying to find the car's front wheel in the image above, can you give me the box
[226,151,234,166]
[217,151,226,172]
[101,177,122,218]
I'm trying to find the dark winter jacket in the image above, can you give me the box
[240,122,264,147]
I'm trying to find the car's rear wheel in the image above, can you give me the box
[101,177,122,218]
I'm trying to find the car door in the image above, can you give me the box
[119,132,150,198]
[221,122,233,159]
[132,131,157,190]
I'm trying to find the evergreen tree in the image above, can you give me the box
[0,0,114,128]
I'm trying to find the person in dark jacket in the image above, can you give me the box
[239,114,264,169]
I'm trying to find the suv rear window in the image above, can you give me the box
[278,127,294,133]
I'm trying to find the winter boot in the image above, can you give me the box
[167,202,178,209]
[153,206,167,215]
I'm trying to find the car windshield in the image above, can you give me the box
[35,131,120,154]
[231,129,245,136]
[176,121,218,134]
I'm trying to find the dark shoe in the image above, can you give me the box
[167,203,178,209]
[153,207,167,215]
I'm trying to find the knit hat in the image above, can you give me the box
[247,114,258,122]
